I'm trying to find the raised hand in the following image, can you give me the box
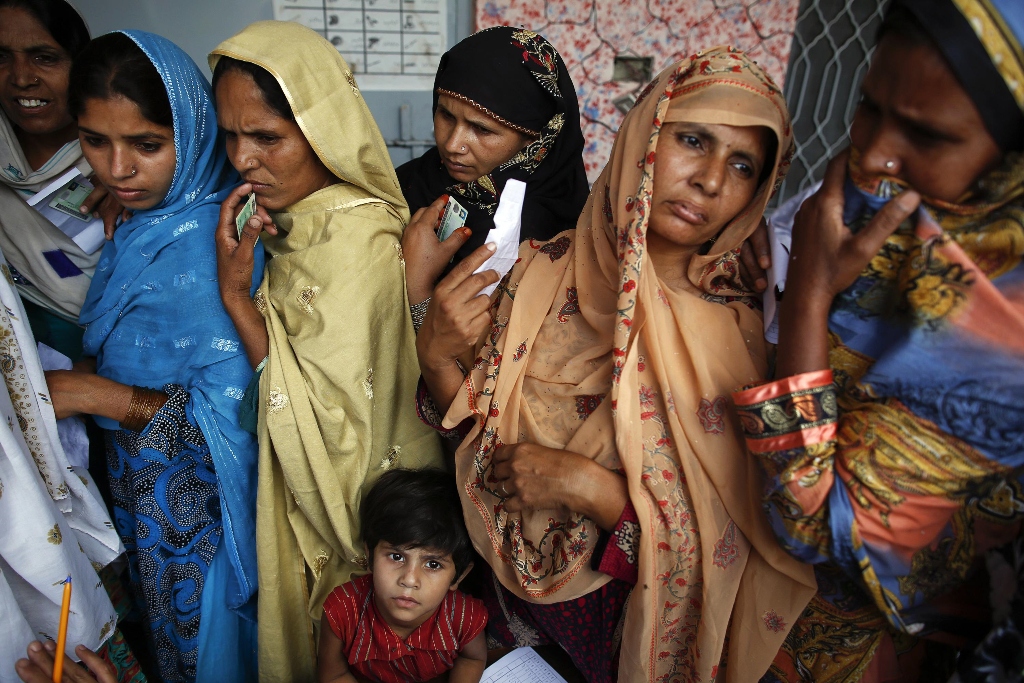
[416,241,498,416]
[402,194,474,305]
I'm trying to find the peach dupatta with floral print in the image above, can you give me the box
[445,47,816,682]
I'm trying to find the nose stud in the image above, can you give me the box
[884,160,895,170]
[460,146,466,152]
[131,167,137,176]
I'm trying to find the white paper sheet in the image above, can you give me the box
[474,179,525,297]
[481,647,568,683]
[26,168,106,255]
[762,182,820,343]
[762,215,788,344]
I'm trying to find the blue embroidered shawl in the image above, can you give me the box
[78,30,261,613]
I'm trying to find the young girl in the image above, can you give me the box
[318,469,486,683]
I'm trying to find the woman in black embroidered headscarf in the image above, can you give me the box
[398,26,589,319]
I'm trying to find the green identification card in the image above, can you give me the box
[47,180,93,222]
[437,195,468,242]
[236,192,256,239]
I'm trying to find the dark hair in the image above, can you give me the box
[67,33,172,128]
[876,1,1022,152]
[0,0,90,58]
[362,468,474,577]
[876,5,933,49]
[212,56,294,121]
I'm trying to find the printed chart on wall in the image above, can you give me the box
[477,0,800,182]
[273,0,446,89]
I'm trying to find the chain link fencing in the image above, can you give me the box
[772,0,890,207]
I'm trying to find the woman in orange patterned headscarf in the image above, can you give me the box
[416,46,815,682]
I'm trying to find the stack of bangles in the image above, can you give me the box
[121,386,168,432]
[410,297,430,333]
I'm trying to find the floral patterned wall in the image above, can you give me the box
[476,0,801,182]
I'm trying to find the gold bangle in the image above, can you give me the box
[120,387,143,431]
[120,386,167,432]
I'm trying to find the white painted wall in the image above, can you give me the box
[73,0,475,165]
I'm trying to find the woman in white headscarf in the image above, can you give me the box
[0,0,119,359]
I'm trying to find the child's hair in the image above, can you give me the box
[362,468,474,577]
[67,32,172,128]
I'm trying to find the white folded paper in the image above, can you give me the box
[474,179,525,296]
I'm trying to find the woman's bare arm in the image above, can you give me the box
[215,183,278,369]
[45,370,143,422]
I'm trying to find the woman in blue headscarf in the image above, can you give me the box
[42,30,260,683]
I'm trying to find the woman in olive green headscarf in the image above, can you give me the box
[210,21,442,682]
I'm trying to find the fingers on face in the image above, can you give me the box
[823,148,850,195]
[239,217,262,246]
[859,190,919,252]
[255,204,274,223]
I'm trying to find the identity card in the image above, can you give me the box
[437,195,468,242]
[236,192,257,240]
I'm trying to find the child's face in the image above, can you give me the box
[371,542,461,636]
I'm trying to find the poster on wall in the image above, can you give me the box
[476,0,800,182]
[273,0,446,90]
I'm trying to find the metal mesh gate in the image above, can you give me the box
[773,0,890,206]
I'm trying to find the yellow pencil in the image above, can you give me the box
[53,576,71,683]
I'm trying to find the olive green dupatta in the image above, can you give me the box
[211,21,442,682]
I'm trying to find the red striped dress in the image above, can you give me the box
[322,574,488,683]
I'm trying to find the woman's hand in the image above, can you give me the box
[16,641,116,683]
[45,370,93,419]
[492,443,628,531]
[79,179,130,240]
[215,183,277,307]
[787,149,919,304]
[416,242,499,416]
[738,217,772,292]
[44,371,132,421]
[776,149,920,378]
[417,242,498,370]
[402,194,474,305]
[214,183,276,368]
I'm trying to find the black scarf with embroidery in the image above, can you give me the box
[396,26,589,264]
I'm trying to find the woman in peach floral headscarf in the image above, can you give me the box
[416,46,815,682]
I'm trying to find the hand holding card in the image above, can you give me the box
[437,195,468,242]
[235,192,257,240]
